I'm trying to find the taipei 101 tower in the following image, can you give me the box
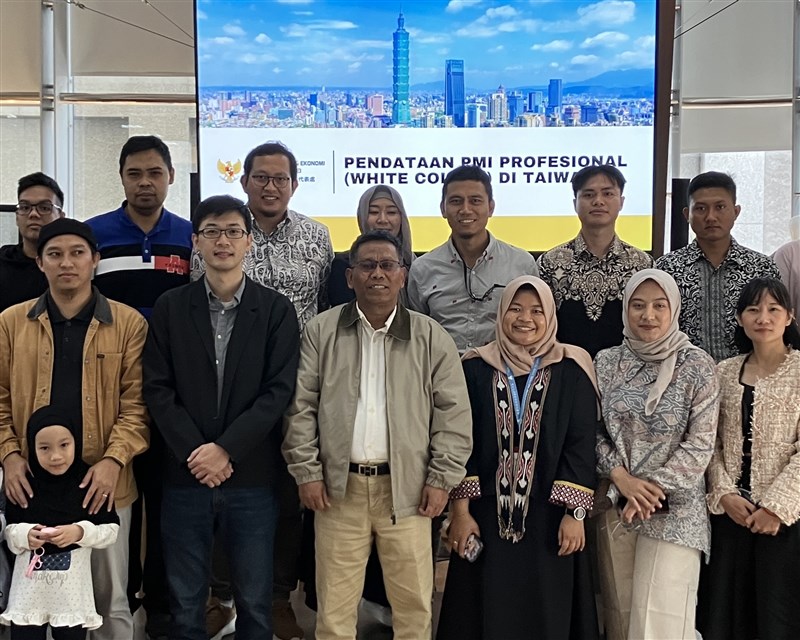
[392,12,410,124]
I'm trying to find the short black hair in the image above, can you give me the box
[243,141,298,182]
[571,165,626,196]
[349,230,403,265]
[119,135,173,173]
[441,165,493,202]
[734,277,800,352]
[192,195,251,234]
[687,171,736,204]
[17,172,64,206]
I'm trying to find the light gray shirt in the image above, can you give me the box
[772,239,800,327]
[205,276,246,409]
[406,233,538,352]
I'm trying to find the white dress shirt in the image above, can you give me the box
[350,304,397,463]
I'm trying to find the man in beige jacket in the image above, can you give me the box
[0,218,149,640]
[283,230,472,640]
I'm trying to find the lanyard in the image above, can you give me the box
[505,358,541,430]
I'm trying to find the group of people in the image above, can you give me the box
[0,135,797,640]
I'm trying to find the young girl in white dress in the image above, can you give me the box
[0,407,119,640]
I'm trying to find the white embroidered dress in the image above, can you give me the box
[0,521,119,629]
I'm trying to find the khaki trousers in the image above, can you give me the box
[597,509,700,640]
[315,473,432,640]
[88,505,133,640]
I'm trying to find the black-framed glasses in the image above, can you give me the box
[197,228,248,239]
[249,174,291,188]
[352,259,404,274]
[463,261,504,302]
[16,201,62,217]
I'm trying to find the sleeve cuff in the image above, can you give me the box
[549,480,594,510]
[450,476,481,500]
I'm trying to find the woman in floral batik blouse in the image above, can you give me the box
[594,269,719,640]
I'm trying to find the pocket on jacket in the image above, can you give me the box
[97,352,123,395]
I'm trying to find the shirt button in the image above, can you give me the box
[217,335,222,339]
[86,396,91,401]
[88,435,92,439]
[221,310,225,315]
[215,359,219,365]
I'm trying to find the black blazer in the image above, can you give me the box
[143,277,300,487]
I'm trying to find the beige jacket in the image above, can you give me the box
[707,350,800,525]
[283,302,472,520]
[0,292,150,508]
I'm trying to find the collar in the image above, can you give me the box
[355,302,397,334]
[204,274,246,306]
[29,286,112,324]
[447,232,496,264]
[46,291,96,324]
[338,300,411,341]
[118,201,172,236]
[687,237,743,265]
[249,208,294,239]
[574,232,623,259]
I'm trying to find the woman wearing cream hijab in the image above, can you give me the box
[594,269,719,640]
[438,275,599,640]
[328,185,413,306]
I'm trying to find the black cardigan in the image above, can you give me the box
[462,357,598,500]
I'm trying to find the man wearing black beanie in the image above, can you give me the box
[0,216,149,640]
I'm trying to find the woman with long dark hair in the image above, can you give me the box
[697,277,800,640]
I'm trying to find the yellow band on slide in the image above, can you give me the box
[318,215,653,253]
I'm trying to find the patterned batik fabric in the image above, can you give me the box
[450,475,481,500]
[549,480,594,511]
[192,209,333,330]
[537,234,653,321]
[655,238,782,362]
[493,367,551,543]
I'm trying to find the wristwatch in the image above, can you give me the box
[566,506,587,521]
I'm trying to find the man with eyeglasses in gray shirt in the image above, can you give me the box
[407,165,538,352]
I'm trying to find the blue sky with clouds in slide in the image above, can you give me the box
[196,0,657,89]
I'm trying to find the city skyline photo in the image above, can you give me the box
[196,0,657,91]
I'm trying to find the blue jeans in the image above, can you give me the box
[161,484,277,640]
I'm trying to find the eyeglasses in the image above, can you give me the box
[462,262,504,302]
[197,228,248,239]
[352,259,404,273]
[248,174,291,188]
[16,201,62,217]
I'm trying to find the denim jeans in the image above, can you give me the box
[161,484,277,640]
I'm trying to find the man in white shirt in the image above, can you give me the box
[407,165,538,352]
[283,231,471,639]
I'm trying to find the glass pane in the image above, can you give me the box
[0,106,40,245]
[679,150,792,255]
[72,101,197,222]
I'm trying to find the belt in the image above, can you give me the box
[349,462,390,476]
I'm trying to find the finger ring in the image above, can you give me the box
[102,493,109,497]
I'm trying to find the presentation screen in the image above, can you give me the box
[195,0,660,251]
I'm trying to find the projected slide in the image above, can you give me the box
[196,0,659,251]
